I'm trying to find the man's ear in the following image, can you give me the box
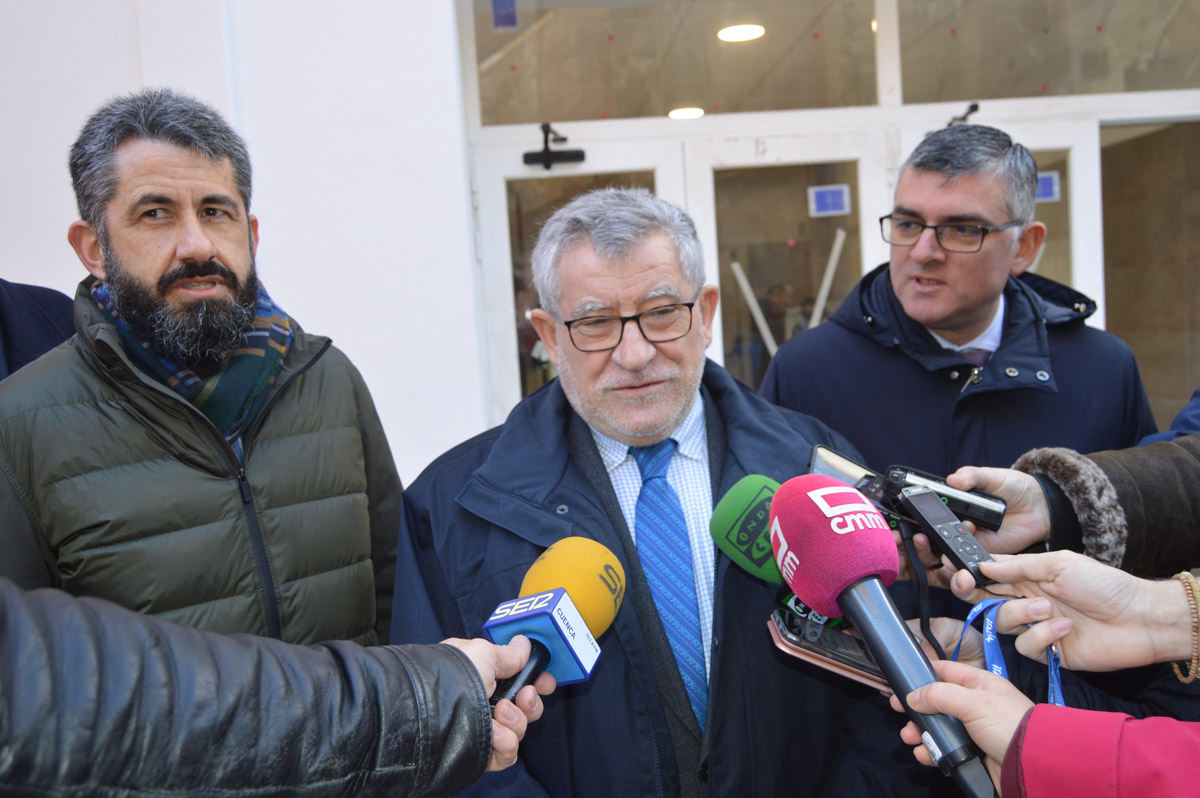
[1010,222,1047,277]
[249,215,259,256]
[530,308,560,367]
[696,284,719,348]
[68,222,107,281]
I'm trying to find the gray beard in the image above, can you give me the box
[554,334,704,446]
[103,239,258,367]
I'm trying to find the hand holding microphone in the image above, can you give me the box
[483,537,626,706]
[442,635,553,772]
[889,659,1034,791]
[769,473,997,798]
[945,550,1194,672]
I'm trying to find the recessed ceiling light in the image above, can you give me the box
[717,24,764,43]
[668,107,705,120]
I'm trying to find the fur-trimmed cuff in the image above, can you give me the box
[1013,447,1128,568]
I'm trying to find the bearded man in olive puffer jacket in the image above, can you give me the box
[0,88,401,646]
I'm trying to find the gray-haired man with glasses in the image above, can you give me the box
[391,187,891,797]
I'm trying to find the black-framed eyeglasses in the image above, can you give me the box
[557,301,697,352]
[880,214,1023,254]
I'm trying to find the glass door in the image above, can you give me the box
[684,130,891,387]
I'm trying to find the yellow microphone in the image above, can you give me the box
[485,537,625,704]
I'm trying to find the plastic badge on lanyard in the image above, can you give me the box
[951,596,1065,706]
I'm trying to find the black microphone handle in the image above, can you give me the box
[838,577,998,798]
[490,638,553,710]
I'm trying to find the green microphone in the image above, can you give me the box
[709,474,783,584]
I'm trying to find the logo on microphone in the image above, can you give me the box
[599,563,626,614]
[725,486,775,567]
[770,516,799,583]
[807,486,888,535]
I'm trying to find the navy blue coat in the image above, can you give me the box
[762,264,1156,476]
[0,278,74,380]
[392,362,901,798]
[1142,387,1200,443]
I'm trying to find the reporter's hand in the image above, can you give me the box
[947,551,1190,671]
[889,659,1032,791]
[442,635,557,772]
[947,466,1050,555]
[906,616,986,669]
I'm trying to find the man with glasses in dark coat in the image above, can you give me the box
[762,125,1156,611]
[763,124,1154,481]
[761,123,1156,797]
[391,187,896,797]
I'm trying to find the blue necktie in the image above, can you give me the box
[631,439,707,729]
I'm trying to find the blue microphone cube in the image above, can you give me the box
[483,587,600,685]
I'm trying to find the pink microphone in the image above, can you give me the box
[769,473,996,798]
[768,473,898,618]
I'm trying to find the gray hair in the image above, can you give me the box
[902,124,1038,227]
[68,88,253,235]
[531,187,705,313]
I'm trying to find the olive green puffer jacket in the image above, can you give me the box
[0,279,401,645]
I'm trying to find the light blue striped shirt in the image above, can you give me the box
[589,391,715,679]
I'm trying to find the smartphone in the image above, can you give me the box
[768,608,892,694]
[806,445,879,488]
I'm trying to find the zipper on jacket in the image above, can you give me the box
[959,366,983,395]
[237,465,283,639]
[225,339,331,639]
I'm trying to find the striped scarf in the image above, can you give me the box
[92,280,294,440]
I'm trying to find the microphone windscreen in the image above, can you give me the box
[769,473,898,618]
[520,537,626,637]
[709,474,784,583]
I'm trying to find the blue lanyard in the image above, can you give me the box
[952,596,1064,706]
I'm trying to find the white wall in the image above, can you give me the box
[0,0,488,484]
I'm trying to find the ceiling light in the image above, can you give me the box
[717,24,764,43]
[668,107,705,120]
[871,19,878,33]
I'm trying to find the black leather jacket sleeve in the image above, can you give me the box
[0,578,491,797]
